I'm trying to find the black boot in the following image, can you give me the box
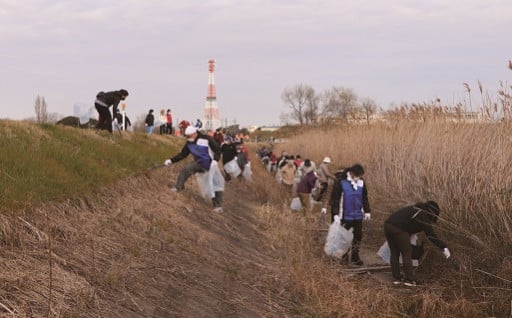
[351,252,364,266]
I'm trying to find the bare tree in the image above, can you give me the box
[281,84,317,125]
[322,86,358,122]
[361,97,377,124]
[34,95,49,124]
[304,89,320,125]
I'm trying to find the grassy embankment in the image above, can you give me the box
[258,121,512,317]
[0,120,178,212]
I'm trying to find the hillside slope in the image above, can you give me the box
[0,161,296,317]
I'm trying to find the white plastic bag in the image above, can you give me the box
[195,163,225,200]
[324,215,354,258]
[195,172,211,199]
[242,162,253,181]
[290,197,302,211]
[224,159,241,178]
[376,234,421,267]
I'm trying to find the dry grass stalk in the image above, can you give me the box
[263,120,512,316]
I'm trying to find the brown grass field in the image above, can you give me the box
[0,120,510,317]
[268,121,512,317]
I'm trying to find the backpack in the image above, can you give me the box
[96,91,106,99]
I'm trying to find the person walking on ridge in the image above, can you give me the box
[94,89,129,133]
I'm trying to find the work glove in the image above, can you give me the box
[211,160,218,168]
[321,208,327,215]
[164,159,172,166]
[363,213,371,221]
[442,248,451,259]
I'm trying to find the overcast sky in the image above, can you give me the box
[1,0,511,127]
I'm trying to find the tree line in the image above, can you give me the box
[280,84,377,125]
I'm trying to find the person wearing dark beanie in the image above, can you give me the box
[330,163,371,266]
[384,200,451,286]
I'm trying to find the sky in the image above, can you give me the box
[1,0,511,127]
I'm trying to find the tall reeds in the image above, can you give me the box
[264,120,512,316]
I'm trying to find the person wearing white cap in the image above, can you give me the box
[314,157,336,202]
[163,126,224,212]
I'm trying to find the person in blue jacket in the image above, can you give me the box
[330,164,371,266]
[164,126,223,212]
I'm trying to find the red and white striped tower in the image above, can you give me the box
[203,59,221,131]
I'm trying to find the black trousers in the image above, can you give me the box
[95,104,112,133]
[342,219,363,261]
[384,222,414,281]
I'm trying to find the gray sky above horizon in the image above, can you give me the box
[1,0,511,127]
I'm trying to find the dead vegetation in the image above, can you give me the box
[0,162,299,317]
[0,119,511,317]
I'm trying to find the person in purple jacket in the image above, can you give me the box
[296,159,317,213]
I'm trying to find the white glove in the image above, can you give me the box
[363,213,371,221]
[211,160,218,167]
[164,159,172,166]
[321,208,327,215]
[442,248,451,259]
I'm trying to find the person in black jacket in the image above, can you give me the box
[114,109,131,131]
[384,201,451,286]
[95,89,129,133]
[145,109,155,134]
[221,135,237,181]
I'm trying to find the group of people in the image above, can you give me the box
[143,109,174,134]
[162,126,251,213]
[94,90,451,287]
[93,88,201,136]
[257,146,451,286]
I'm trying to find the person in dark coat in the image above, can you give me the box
[114,109,131,131]
[163,126,223,212]
[296,159,317,212]
[145,109,155,134]
[221,135,237,181]
[95,89,129,133]
[330,164,370,266]
[214,128,224,145]
[384,201,451,286]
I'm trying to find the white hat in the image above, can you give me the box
[184,126,197,136]
[323,157,331,164]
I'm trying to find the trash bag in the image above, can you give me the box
[377,234,423,267]
[195,163,225,200]
[311,179,322,202]
[224,159,241,178]
[324,215,354,258]
[210,163,225,194]
[195,172,211,199]
[242,162,253,181]
[290,197,302,211]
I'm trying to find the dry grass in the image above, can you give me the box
[258,121,512,317]
[1,119,510,317]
